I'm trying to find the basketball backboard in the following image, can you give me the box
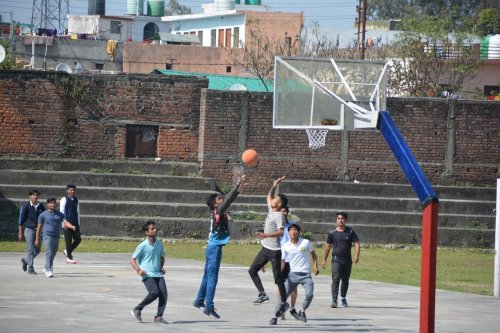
[273,56,388,131]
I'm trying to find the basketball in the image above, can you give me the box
[242,149,259,166]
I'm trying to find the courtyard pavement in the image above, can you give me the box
[1,251,499,333]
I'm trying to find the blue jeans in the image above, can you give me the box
[24,228,40,271]
[275,271,315,314]
[195,244,222,311]
[135,277,168,317]
[43,235,59,272]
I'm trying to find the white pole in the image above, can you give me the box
[494,179,500,297]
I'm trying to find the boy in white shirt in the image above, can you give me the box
[269,223,319,325]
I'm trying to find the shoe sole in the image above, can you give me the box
[275,303,290,317]
[21,258,27,272]
[253,300,270,305]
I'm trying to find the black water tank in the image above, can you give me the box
[88,0,106,15]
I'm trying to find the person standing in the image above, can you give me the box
[60,184,81,264]
[248,176,289,319]
[322,211,360,308]
[18,189,45,274]
[130,221,169,324]
[35,198,70,278]
[269,223,319,325]
[193,173,247,319]
[279,206,299,320]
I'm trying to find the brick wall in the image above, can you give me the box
[1,71,498,192]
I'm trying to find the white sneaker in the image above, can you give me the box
[45,271,53,278]
[63,249,68,257]
[66,258,77,264]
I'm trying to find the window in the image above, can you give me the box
[485,85,500,100]
[225,28,231,48]
[126,125,159,158]
[198,30,203,45]
[218,29,224,47]
[110,20,121,34]
[211,29,216,47]
[166,63,173,70]
[95,63,104,70]
[226,66,231,73]
[233,27,239,48]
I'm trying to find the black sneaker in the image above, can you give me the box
[289,308,301,320]
[275,302,290,318]
[193,301,205,310]
[203,308,220,319]
[154,316,168,324]
[341,298,348,307]
[131,309,142,322]
[269,317,278,325]
[299,310,307,322]
[27,269,37,275]
[330,300,338,308]
[253,294,270,305]
[21,258,27,272]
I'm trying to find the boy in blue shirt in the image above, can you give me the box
[130,221,168,324]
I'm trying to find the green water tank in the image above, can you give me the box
[480,35,500,60]
[147,0,165,17]
[245,0,262,5]
[235,0,241,3]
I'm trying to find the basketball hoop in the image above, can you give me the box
[305,128,328,150]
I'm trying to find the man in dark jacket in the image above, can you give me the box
[18,189,45,274]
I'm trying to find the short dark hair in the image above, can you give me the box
[67,184,76,189]
[277,193,288,208]
[336,211,348,219]
[46,198,57,203]
[142,221,156,232]
[288,223,301,232]
[29,189,40,196]
[282,206,289,213]
[206,193,221,209]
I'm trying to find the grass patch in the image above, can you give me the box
[1,239,493,295]
[89,167,113,173]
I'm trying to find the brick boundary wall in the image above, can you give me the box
[1,71,499,193]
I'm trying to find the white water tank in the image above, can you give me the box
[127,0,144,16]
[214,0,235,12]
[480,34,500,60]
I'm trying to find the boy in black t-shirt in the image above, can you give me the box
[321,211,360,308]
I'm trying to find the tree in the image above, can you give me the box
[165,0,192,16]
[0,39,22,70]
[388,15,479,97]
[476,8,500,36]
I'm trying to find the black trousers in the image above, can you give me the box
[248,247,286,302]
[63,226,81,259]
[135,277,168,317]
[331,260,352,300]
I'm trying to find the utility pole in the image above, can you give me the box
[356,0,367,60]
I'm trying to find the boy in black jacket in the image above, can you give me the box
[18,189,45,274]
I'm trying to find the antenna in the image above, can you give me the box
[56,63,73,74]
[0,45,6,64]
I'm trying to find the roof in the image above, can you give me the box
[152,69,273,92]
[157,33,200,44]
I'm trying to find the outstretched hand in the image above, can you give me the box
[273,175,286,187]
[237,172,248,191]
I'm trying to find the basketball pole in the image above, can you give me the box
[378,111,439,333]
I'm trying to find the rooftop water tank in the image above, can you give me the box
[480,34,500,60]
[214,0,235,11]
[245,0,262,5]
[88,0,105,15]
[147,1,165,17]
[127,0,144,16]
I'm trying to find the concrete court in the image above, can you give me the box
[1,251,499,333]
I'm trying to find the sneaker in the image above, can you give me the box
[330,300,338,308]
[193,301,205,310]
[253,294,270,305]
[154,316,168,324]
[275,302,290,318]
[341,298,348,307]
[289,308,301,320]
[299,310,307,322]
[27,269,37,275]
[45,271,53,278]
[21,258,27,272]
[131,309,142,322]
[203,308,220,319]
[66,258,77,264]
[64,249,68,257]
[269,317,278,325]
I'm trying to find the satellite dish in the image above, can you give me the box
[229,83,247,91]
[56,63,73,74]
[20,25,31,35]
[0,45,5,64]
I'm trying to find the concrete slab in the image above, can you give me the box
[1,252,499,333]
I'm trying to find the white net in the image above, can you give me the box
[305,128,329,150]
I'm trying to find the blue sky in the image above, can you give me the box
[1,0,360,45]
